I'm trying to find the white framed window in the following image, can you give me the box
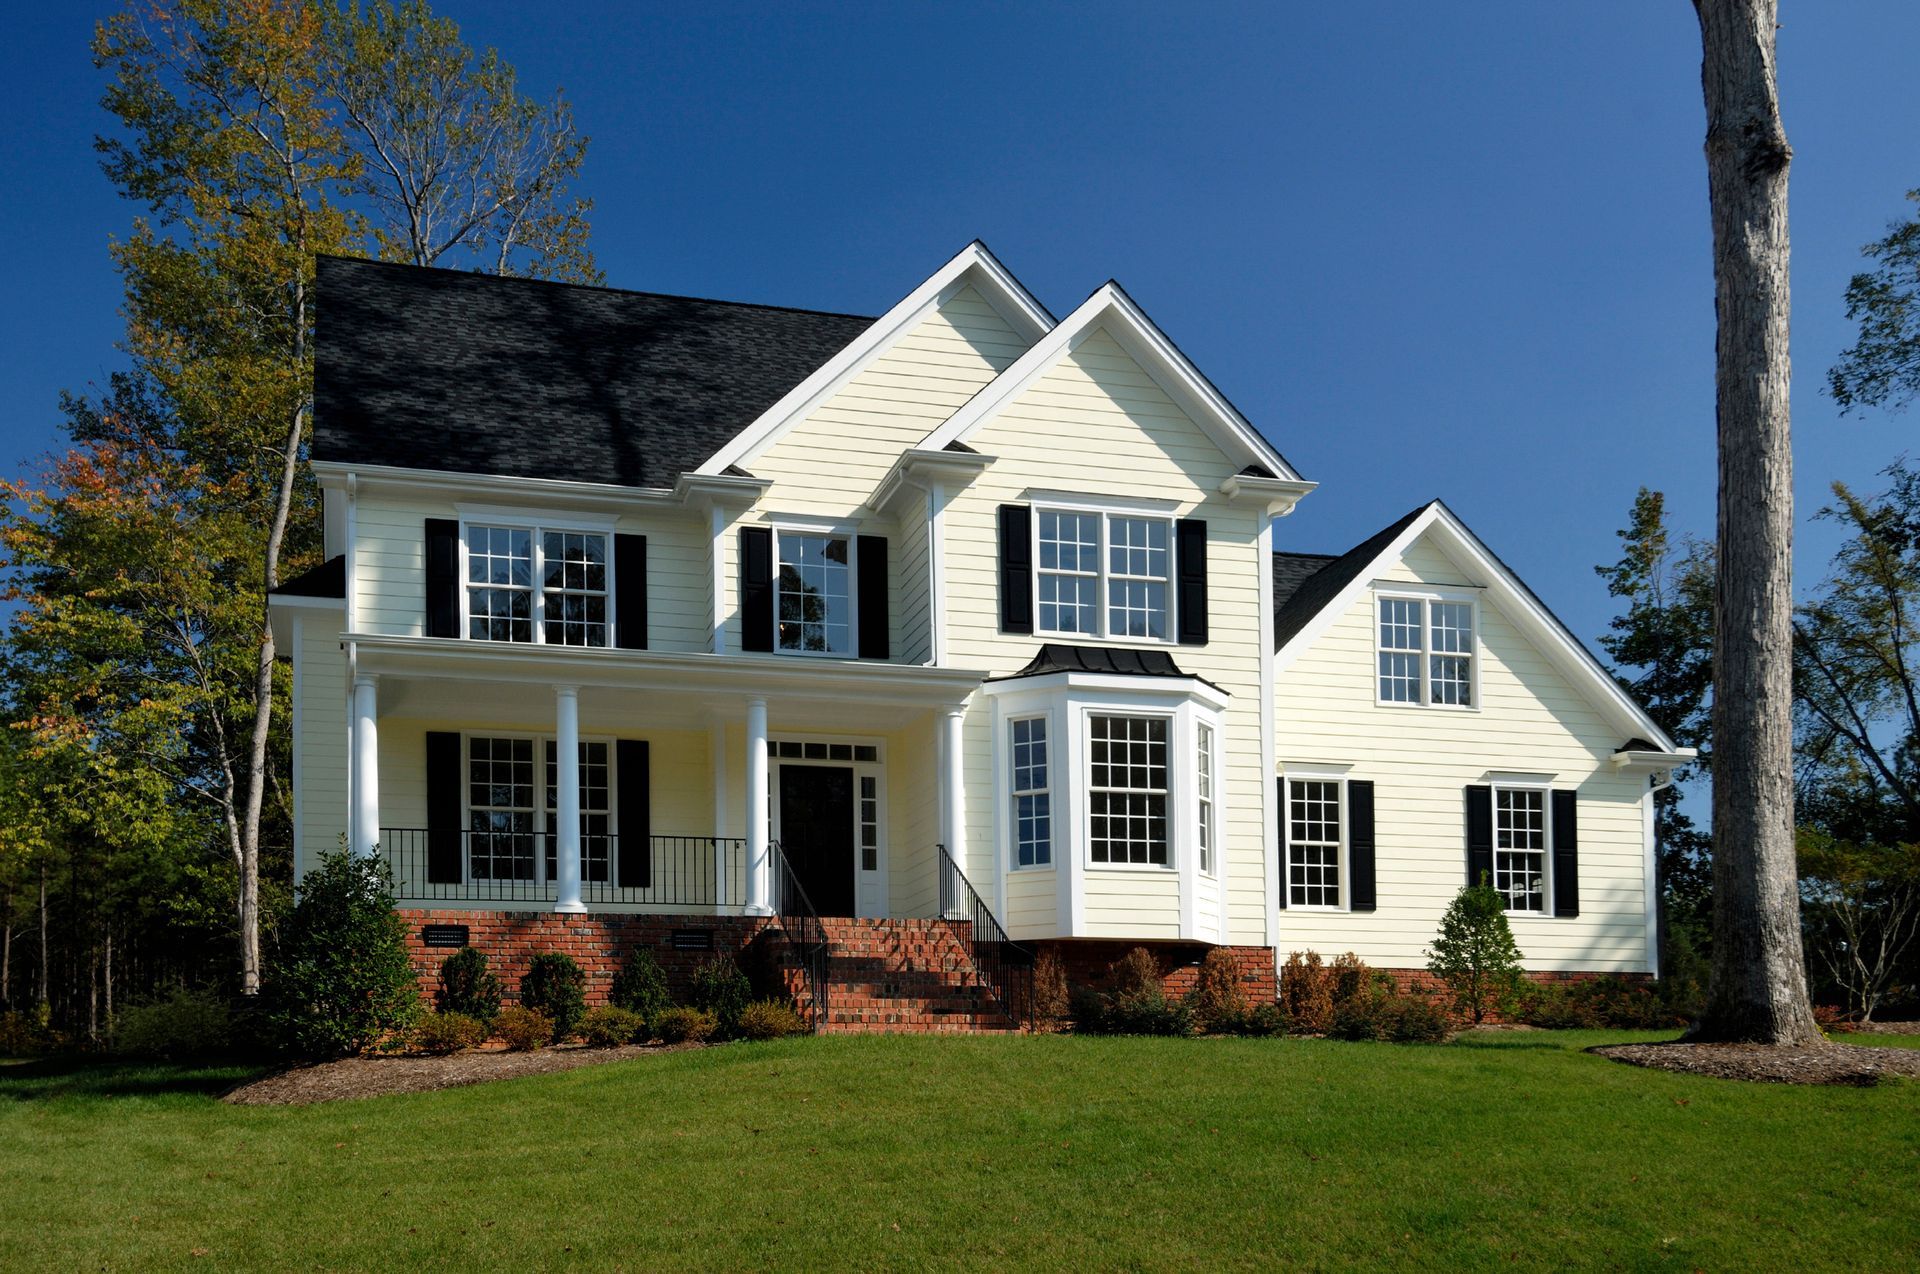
[1088,713,1170,866]
[859,775,880,872]
[1009,716,1052,868]
[1035,507,1173,642]
[466,734,614,886]
[464,522,609,647]
[1375,592,1476,707]
[1196,723,1216,876]
[1286,778,1344,908]
[774,530,853,655]
[544,740,612,885]
[1493,785,1548,914]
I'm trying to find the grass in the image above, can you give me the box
[1,1031,1915,1271]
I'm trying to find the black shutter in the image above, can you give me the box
[1176,518,1209,645]
[617,740,651,889]
[1465,785,1494,888]
[614,534,647,650]
[740,526,773,652]
[425,731,463,885]
[1551,789,1580,917]
[1276,776,1289,910]
[998,504,1033,634]
[1347,780,1377,912]
[425,518,460,638]
[857,534,889,659]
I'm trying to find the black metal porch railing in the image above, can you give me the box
[770,839,830,1034]
[937,842,1035,1029]
[377,830,743,907]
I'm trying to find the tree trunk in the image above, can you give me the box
[1690,0,1822,1044]
[36,863,48,1008]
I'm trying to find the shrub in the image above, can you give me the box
[1519,977,1677,1031]
[1327,985,1451,1043]
[494,1005,552,1052]
[1074,948,1191,1036]
[1189,948,1250,1034]
[436,948,502,1024]
[609,949,672,1028]
[113,988,234,1060]
[1238,1003,1292,1037]
[1109,947,1163,999]
[413,1011,488,1055]
[1024,947,1071,1032]
[688,953,751,1034]
[0,1011,38,1056]
[737,999,807,1040]
[520,952,587,1041]
[1814,1003,1858,1035]
[655,1006,717,1044]
[1281,952,1337,1033]
[579,1005,645,1048]
[1426,881,1526,1024]
[1518,981,1598,1030]
[262,848,420,1058]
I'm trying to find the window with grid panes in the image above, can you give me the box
[1493,786,1548,912]
[543,741,611,884]
[1088,714,1169,865]
[1009,716,1052,868]
[1287,779,1342,907]
[465,524,608,646]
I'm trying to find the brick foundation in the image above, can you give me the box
[1036,940,1280,1005]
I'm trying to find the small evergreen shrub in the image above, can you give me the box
[579,1006,645,1048]
[1326,986,1451,1043]
[1075,948,1191,1036]
[1426,881,1526,1024]
[413,1011,488,1055]
[1238,1003,1292,1037]
[520,952,587,1041]
[656,1006,717,1044]
[609,948,672,1028]
[436,947,502,1024]
[262,848,420,1058]
[494,1005,552,1052]
[113,988,234,1059]
[1024,947,1071,1032]
[688,953,751,1034]
[1189,948,1250,1034]
[1110,947,1163,999]
[737,999,807,1040]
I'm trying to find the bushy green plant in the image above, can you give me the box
[609,948,672,1027]
[656,1006,717,1044]
[413,1011,488,1055]
[520,952,587,1041]
[1189,948,1250,1034]
[113,988,235,1059]
[737,999,806,1040]
[262,848,420,1058]
[579,1005,645,1048]
[1520,976,1675,1030]
[436,947,502,1024]
[1238,1003,1292,1037]
[688,953,751,1034]
[1075,948,1192,1036]
[1327,986,1451,1043]
[493,1005,552,1051]
[1426,882,1526,1025]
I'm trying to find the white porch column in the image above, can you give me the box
[349,674,380,857]
[940,706,966,917]
[744,697,772,914]
[553,686,586,914]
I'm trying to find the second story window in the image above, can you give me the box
[465,523,608,647]
[1377,594,1475,707]
[1036,508,1172,642]
[776,532,852,654]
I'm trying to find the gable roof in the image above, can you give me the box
[1271,501,1682,753]
[311,256,875,488]
[918,281,1303,482]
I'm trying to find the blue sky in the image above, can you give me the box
[2,2,1917,653]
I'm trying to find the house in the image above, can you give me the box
[267,243,1691,1030]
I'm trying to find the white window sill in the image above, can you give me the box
[1086,860,1176,873]
[1372,699,1480,713]
[1009,863,1057,874]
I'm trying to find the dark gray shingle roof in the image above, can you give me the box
[311,256,875,487]
[270,555,345,599]
[1272,505,1432,651]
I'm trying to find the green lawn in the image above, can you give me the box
[1,1032,1915,1271]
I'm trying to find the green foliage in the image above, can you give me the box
[493,1006,550,1052]
[1796,830,1920,1020]
[1829,189,1920,413]
[1326,987,1451,1043]
[412,1011,487,1055]
[112,988,235,1060]
[608,949,672,1028]
[687,954,751,1034]
[736,1000,807,1041]
[435,948,502,1024]
[579,1006,645,1048]
[262,850,419,1059]
[1073,948,1192,1036]
[655,1006,716,1044]
[1427,883,1526,1025]
[519,953,586,1042]
[1188,948,1250,1034]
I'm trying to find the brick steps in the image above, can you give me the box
[781,918,1021,1034]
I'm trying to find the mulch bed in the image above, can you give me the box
[1591,1039,1920,1087]
[224,1042,700,1106]
[1854,1019,1920,1036]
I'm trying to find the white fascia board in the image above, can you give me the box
[868,448,994,518]
[267,593,343,649]
[919,282,1302,483]
[311,460,680,511]
[979,670,1231,713]
[695,241,1054,478]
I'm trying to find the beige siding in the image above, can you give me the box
[1274,536,1652,972]
[295,609,348,876]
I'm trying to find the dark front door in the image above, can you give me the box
[777,765,857,917]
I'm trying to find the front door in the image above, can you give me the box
[777,765,856,917]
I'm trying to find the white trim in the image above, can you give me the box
[981,669,1231,714]
[1372,589,1481,711]
[697,241,1053,477]
[766,733,891,918]
[765,524,859,658]
[1030,504,1178,645]
[1282,774,1351,913]
[708,505,728,655]
[458,518,616,649]
[1257,510,1278,953]
[1004,712,1055,872]
[1278,760,1354,777]
[1641,781,1660,978]
[453,502,620,531]
[919,282,1301,481]
[1019,490,1181,515]
[1490,782,1553,919]
[928,483,947,666]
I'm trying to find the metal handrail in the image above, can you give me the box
[937,842,1035,1029]
[377,829,741,907]
[769,839,831,1033]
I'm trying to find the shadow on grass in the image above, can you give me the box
[0,1056,263,1103]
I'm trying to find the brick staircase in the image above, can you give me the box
[792,918,1022,1034]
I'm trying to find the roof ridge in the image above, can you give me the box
[314,253,878,323]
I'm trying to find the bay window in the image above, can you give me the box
[1088,713,1170,866]
[1009,716,1052,868]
